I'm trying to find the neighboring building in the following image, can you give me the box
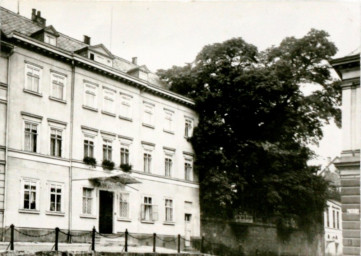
[0,6,200,242]
[319,157,342,256]
[331,51,360,256]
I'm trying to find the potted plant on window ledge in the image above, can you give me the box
[102,159,115,170]
[83,156,97,168]
[120,163,132,173]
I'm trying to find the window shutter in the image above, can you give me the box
[140,204,145,220]
[152,205,158,221]
[36,180,41,211]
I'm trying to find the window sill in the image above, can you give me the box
[101,110,116,117]
[140,220,155,224]
[82,105,98,112]
[80,214,97,219]
[49,96,66,104]
[142,123,155,129]
[119,115,133,122]
[19,209,40,214]
[117,217,131,222]
[163,221,175,226]
[46,211,65,217]
[23,89,42,97]
[163,129,174,135]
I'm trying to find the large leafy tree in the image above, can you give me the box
[157,29,340,239]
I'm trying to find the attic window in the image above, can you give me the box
[90,53,95,60]
[44,34,56,46]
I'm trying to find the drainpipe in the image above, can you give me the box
[68,59,75,237]
[3,46,14,238]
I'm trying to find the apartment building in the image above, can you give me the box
[0,7,200,240]
[331,51,360,256]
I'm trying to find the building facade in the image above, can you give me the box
[331,52,360,256]
[0,7,200,240]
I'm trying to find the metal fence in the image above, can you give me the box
[3,224,215,253]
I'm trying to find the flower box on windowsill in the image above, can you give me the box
[120,163,132,173]
[102,159,115,170]
[83,157,97,167]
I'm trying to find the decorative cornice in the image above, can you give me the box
[20,111,43,120]
[141,141,155,147]
[80,125,98,133]
[47,118,67,126]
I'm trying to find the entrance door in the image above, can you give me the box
[184,214,192,247]
[99,191,113,234]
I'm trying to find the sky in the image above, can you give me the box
[1,0,360,163]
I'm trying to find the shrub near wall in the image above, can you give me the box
[201,219,322,256]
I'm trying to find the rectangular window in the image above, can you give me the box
[141,196,157,221]
[336,211,339,229]
[84,84,97,108]
[185,119,193,138]
[164,111,173,132]
[165,199,173,222]
[332,210,335,228]
[51,73,65,100]
[84,139,94,158]
[121,147,129,165]
[45,34,56,46]
[165,158,172,177]
[120,95,132,119]
[103,90,115,113]
[49,184,62,212]
[25,64,41,93]
[103,140,112,161]
[25,122,38,152]
[326,208,329,227]
[185,161,192,181]
[23,181,37,210]
[50,128,62,157]
[119,193,129,218]
[144,153,152,173]
[143,104,154,126]
[82,188,93,214]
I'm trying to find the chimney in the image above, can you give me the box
[31,8,46,27]
[83,35,91,45]
[132,57,138,65]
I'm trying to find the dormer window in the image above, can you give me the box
[76,44,114,67]
[44,34,56,46]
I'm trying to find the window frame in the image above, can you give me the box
[184,118,193,138]
[84,83,98,109]
[84,138,95,158]
[24,121,39,153]
[184,158,193,181]
[141,196,158,222]
[164,198,174,223]
[102,89,115,114]
[50,72,66,100]
[20,178,40,212]
[44,33,57,46]
[163,110,174,133]
[82,187,94,216]
[120,94,132,119]
[50,128,63,157]
[143,103,154,126]
[24,63,42,93]
[103,139,113,161]
[48,182,64,213]
[118,192,130,219]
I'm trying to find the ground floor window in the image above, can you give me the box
[119,193,129,218]
[49,183,62,212]
[82,188,93,214]
[23,180,38,210]
[165,199,173,222]
[141,196,157,221]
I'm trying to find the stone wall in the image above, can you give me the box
[201,218,323,256]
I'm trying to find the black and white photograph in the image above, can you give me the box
[0,0,359,255]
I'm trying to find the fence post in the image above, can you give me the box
[125,229,128,252]
[177,234,181,253]
[10,224,14,251]
[55,227,59,251]
[201,235,204,253]
[153,233,156,253]
[91,226,96,251]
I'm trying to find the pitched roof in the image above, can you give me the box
[0,6,167,88]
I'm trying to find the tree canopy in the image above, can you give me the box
[157,29,341,239]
